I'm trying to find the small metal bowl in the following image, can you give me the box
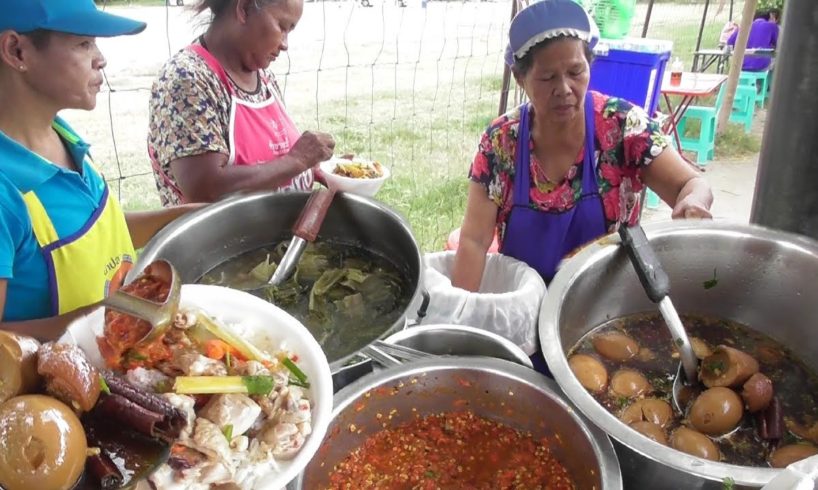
[385,323,533,367]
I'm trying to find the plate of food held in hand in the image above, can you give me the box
[45,268,334,490]
[319,157,390,197]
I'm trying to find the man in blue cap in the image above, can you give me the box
[451,0,713,373]
[0,0,147,38]
[0,0,199,339]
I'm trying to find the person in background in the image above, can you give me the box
[728,9,779,72]
[0,0,201,340]
[148,0,336,206]
[450,0,713,372]
[719,20,739,49]
[767,8,781,25]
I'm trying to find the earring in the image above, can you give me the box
[18,65,24,70]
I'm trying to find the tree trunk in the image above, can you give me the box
[717,0,758,134]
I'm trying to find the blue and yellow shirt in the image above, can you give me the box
[0,117,109,321]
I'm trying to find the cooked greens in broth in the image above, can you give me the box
[569,313,818,468]
[198,240,411,363]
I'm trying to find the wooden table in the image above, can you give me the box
[660,72,728,151]
[692,48,776,74]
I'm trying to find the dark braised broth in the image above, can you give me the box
[198,240,411,363]
[570,313,818,467]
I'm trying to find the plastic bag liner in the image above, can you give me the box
[422,252,546,355]
[760,453,818,490]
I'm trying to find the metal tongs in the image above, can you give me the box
[618,225,700,412]
[363,340,434,368]
[101,260,182,345]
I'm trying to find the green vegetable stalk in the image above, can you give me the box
[282,357,309,386]
[195,312,271,363]
[174,375,276,396]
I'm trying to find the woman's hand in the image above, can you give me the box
[672,191,713,219]
[642,148,713,219]
[290,131,336,169]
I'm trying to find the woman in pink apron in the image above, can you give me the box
[450,0,713,373]
[148,0,336,206]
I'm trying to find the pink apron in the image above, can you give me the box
[151,44,313,202]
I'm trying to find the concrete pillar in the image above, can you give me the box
[750,0,818,240]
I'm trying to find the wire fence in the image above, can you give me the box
[71,0,727,251]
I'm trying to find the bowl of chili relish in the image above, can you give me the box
[294,357,622,489]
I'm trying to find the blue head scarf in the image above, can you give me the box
[505,0,600,67]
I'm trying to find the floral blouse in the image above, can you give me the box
[469,91,670,247]
[147,41,285,207]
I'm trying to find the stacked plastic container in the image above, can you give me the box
[589,37,674,117]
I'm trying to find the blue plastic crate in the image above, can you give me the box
[590,43,671,117]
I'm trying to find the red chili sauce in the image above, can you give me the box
[327,410,575,489]
[97,274,171,370]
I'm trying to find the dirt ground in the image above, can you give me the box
[643,109,767,225]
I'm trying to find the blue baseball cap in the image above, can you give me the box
[505,0,599,66]
[0,0,147,37]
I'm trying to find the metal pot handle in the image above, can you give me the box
[362,345,402,368]
[410,289,431,326]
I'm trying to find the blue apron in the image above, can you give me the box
[500,92,607,374]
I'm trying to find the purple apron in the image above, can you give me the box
[501,92,607,374]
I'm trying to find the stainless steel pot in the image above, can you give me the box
[295,357,622,489]
[129,191,424,373]
[384,324,533,367]
[541,221,818,489]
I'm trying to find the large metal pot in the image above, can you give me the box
[541,221,818,489]
[130,191,424,373]
[295,357,622,489]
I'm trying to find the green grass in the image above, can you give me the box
[294,80,498,251]
[114,73,499,252]
[643,19,723,68]
[672,113,761,161]
[713,123,761,158]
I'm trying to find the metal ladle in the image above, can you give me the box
[101,259,182,345]
[618,225,699,413]
[244,187,336,294]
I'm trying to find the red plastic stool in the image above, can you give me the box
[445,227,500,253]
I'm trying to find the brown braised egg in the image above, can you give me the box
[689,337,713,360]
[700,345,759,388]
[768,444,818,468]
[610,369,651,399]
[0,395,87,490]
[0,332,41,403]
[670,427,720,461]
[630,421,668,446]
[689,387,744,436]
[621,398,673,428]
[591,331,639,362]
[568,354,608,393]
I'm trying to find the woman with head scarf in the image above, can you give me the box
[148,0,337,206]
[0,0,200,339]
[450,0,713,368]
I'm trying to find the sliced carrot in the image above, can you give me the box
[203,339,228,360]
